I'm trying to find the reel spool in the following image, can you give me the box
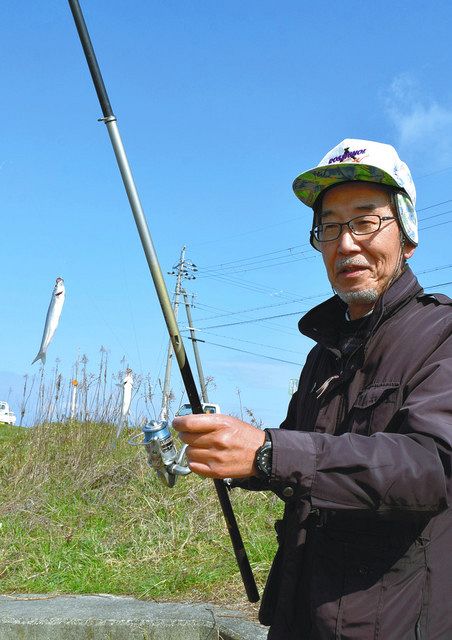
[129,420,191,487]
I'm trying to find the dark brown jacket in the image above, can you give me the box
[261,268,452,639]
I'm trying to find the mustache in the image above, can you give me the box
[335,257,369,271]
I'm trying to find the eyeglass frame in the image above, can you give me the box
[310,214,396,250]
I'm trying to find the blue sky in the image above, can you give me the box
[2,1,452,427]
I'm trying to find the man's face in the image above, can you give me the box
[318,182,415,319]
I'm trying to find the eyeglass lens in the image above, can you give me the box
[314,215,383,242]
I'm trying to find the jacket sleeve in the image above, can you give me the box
[268,335,452,513]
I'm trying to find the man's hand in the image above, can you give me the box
[172,414,266,479]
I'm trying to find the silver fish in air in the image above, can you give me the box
[32,277,66,365]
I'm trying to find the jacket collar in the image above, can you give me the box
[299,266,423,348]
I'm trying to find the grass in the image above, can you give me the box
[0,421,282,611]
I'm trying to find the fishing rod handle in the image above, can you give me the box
[214,479,260,602]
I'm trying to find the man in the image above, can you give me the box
[173,139,452,639]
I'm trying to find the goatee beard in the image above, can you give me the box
[335,288,379,306]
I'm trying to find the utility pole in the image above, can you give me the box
[182,290,209,403]
[159,246,197,420]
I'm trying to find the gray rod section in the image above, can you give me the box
[104,118,186,369]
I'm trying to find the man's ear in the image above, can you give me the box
[403,242,416,260]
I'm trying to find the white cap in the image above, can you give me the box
[293,139,418,245]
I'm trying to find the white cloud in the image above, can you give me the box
[385,74,452,170]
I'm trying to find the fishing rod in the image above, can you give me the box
[67,0,259,603]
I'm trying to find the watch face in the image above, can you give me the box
[260,450,270,468]
[257,442,272,477]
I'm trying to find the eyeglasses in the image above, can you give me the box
[312,214,396,244]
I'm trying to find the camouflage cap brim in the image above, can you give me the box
[292,164,402,208]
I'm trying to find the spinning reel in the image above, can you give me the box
[130,420,191,488]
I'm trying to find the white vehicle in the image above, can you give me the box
[176,402,221,416]
[0,401,17,426]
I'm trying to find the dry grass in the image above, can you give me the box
[0,422,281,611]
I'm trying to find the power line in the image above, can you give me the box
[189,193,452,291]
[199,274,289,299]
[182,328,304,355]
[194,263,452,325]
[417,199,452,212]
[197,309,308,331]
[191,214,304,247]
[189,286,452,365]
[201,242,312,272]
[195,277,452,331]
[419,209,452,222]
[424,280,452,290]
[196,262,450,322]
[198,273,305,300]
[199,253,317,276]
[193,191,452,251]
[187,337,303,366]
[200,248,314,275]
[197,198,451,275]
[419,208,452,222]
[417,263,452,275]
[193,291,330,322]
[420,219,452,231]
[187,299,301,336]
[418,166,452,179]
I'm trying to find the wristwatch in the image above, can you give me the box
[255,429,273,479]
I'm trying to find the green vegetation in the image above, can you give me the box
[0,421,281,608]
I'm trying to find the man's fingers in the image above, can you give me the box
[177,431,223,447]
[185,445,221,465]
[173,414,220,434]
[185,448,229,479]
[187,461,219,478]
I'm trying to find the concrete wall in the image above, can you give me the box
[0,595,268,640]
